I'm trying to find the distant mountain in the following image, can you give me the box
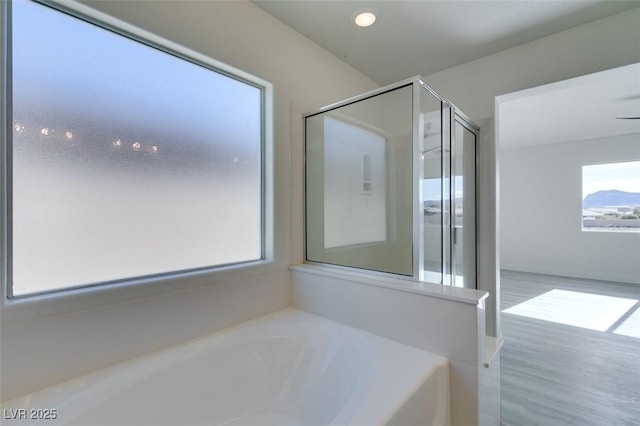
[583,190,640,208]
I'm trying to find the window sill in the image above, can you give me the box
[1,259,275,325]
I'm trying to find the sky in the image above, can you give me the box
[582,160,640,199]
[423,176,464,201]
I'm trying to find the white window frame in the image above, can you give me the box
[0,0,274,322]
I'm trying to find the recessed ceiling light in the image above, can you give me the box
[354,11,376,28]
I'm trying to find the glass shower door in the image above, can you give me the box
[420,87,443,284]
[452,118,477,288]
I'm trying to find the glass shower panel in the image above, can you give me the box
[304,77,480,285]
[452,119,477,288]
[442,105,453,286]
[305,85,413,276]
[419,86,443,284]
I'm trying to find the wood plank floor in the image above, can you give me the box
[500,270,640,426]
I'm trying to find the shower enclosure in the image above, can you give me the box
[305,77,478,288]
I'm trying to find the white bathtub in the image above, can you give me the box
[1,308,449,425]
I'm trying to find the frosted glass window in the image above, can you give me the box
[8,0,264,296]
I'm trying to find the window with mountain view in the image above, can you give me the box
[582,161,640,232]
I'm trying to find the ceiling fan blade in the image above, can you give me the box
[615,117,640,120]
[615,94,640,101]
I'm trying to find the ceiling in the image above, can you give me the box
[498,63,640,149]
[252,0,639,86]
[253,1,639,149]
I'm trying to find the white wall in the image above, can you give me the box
[0,0,377,401]
[501,133,640,284]
[323,117,387,248]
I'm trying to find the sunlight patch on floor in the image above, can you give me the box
[613,305,640,338]
[502,289,638,332]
